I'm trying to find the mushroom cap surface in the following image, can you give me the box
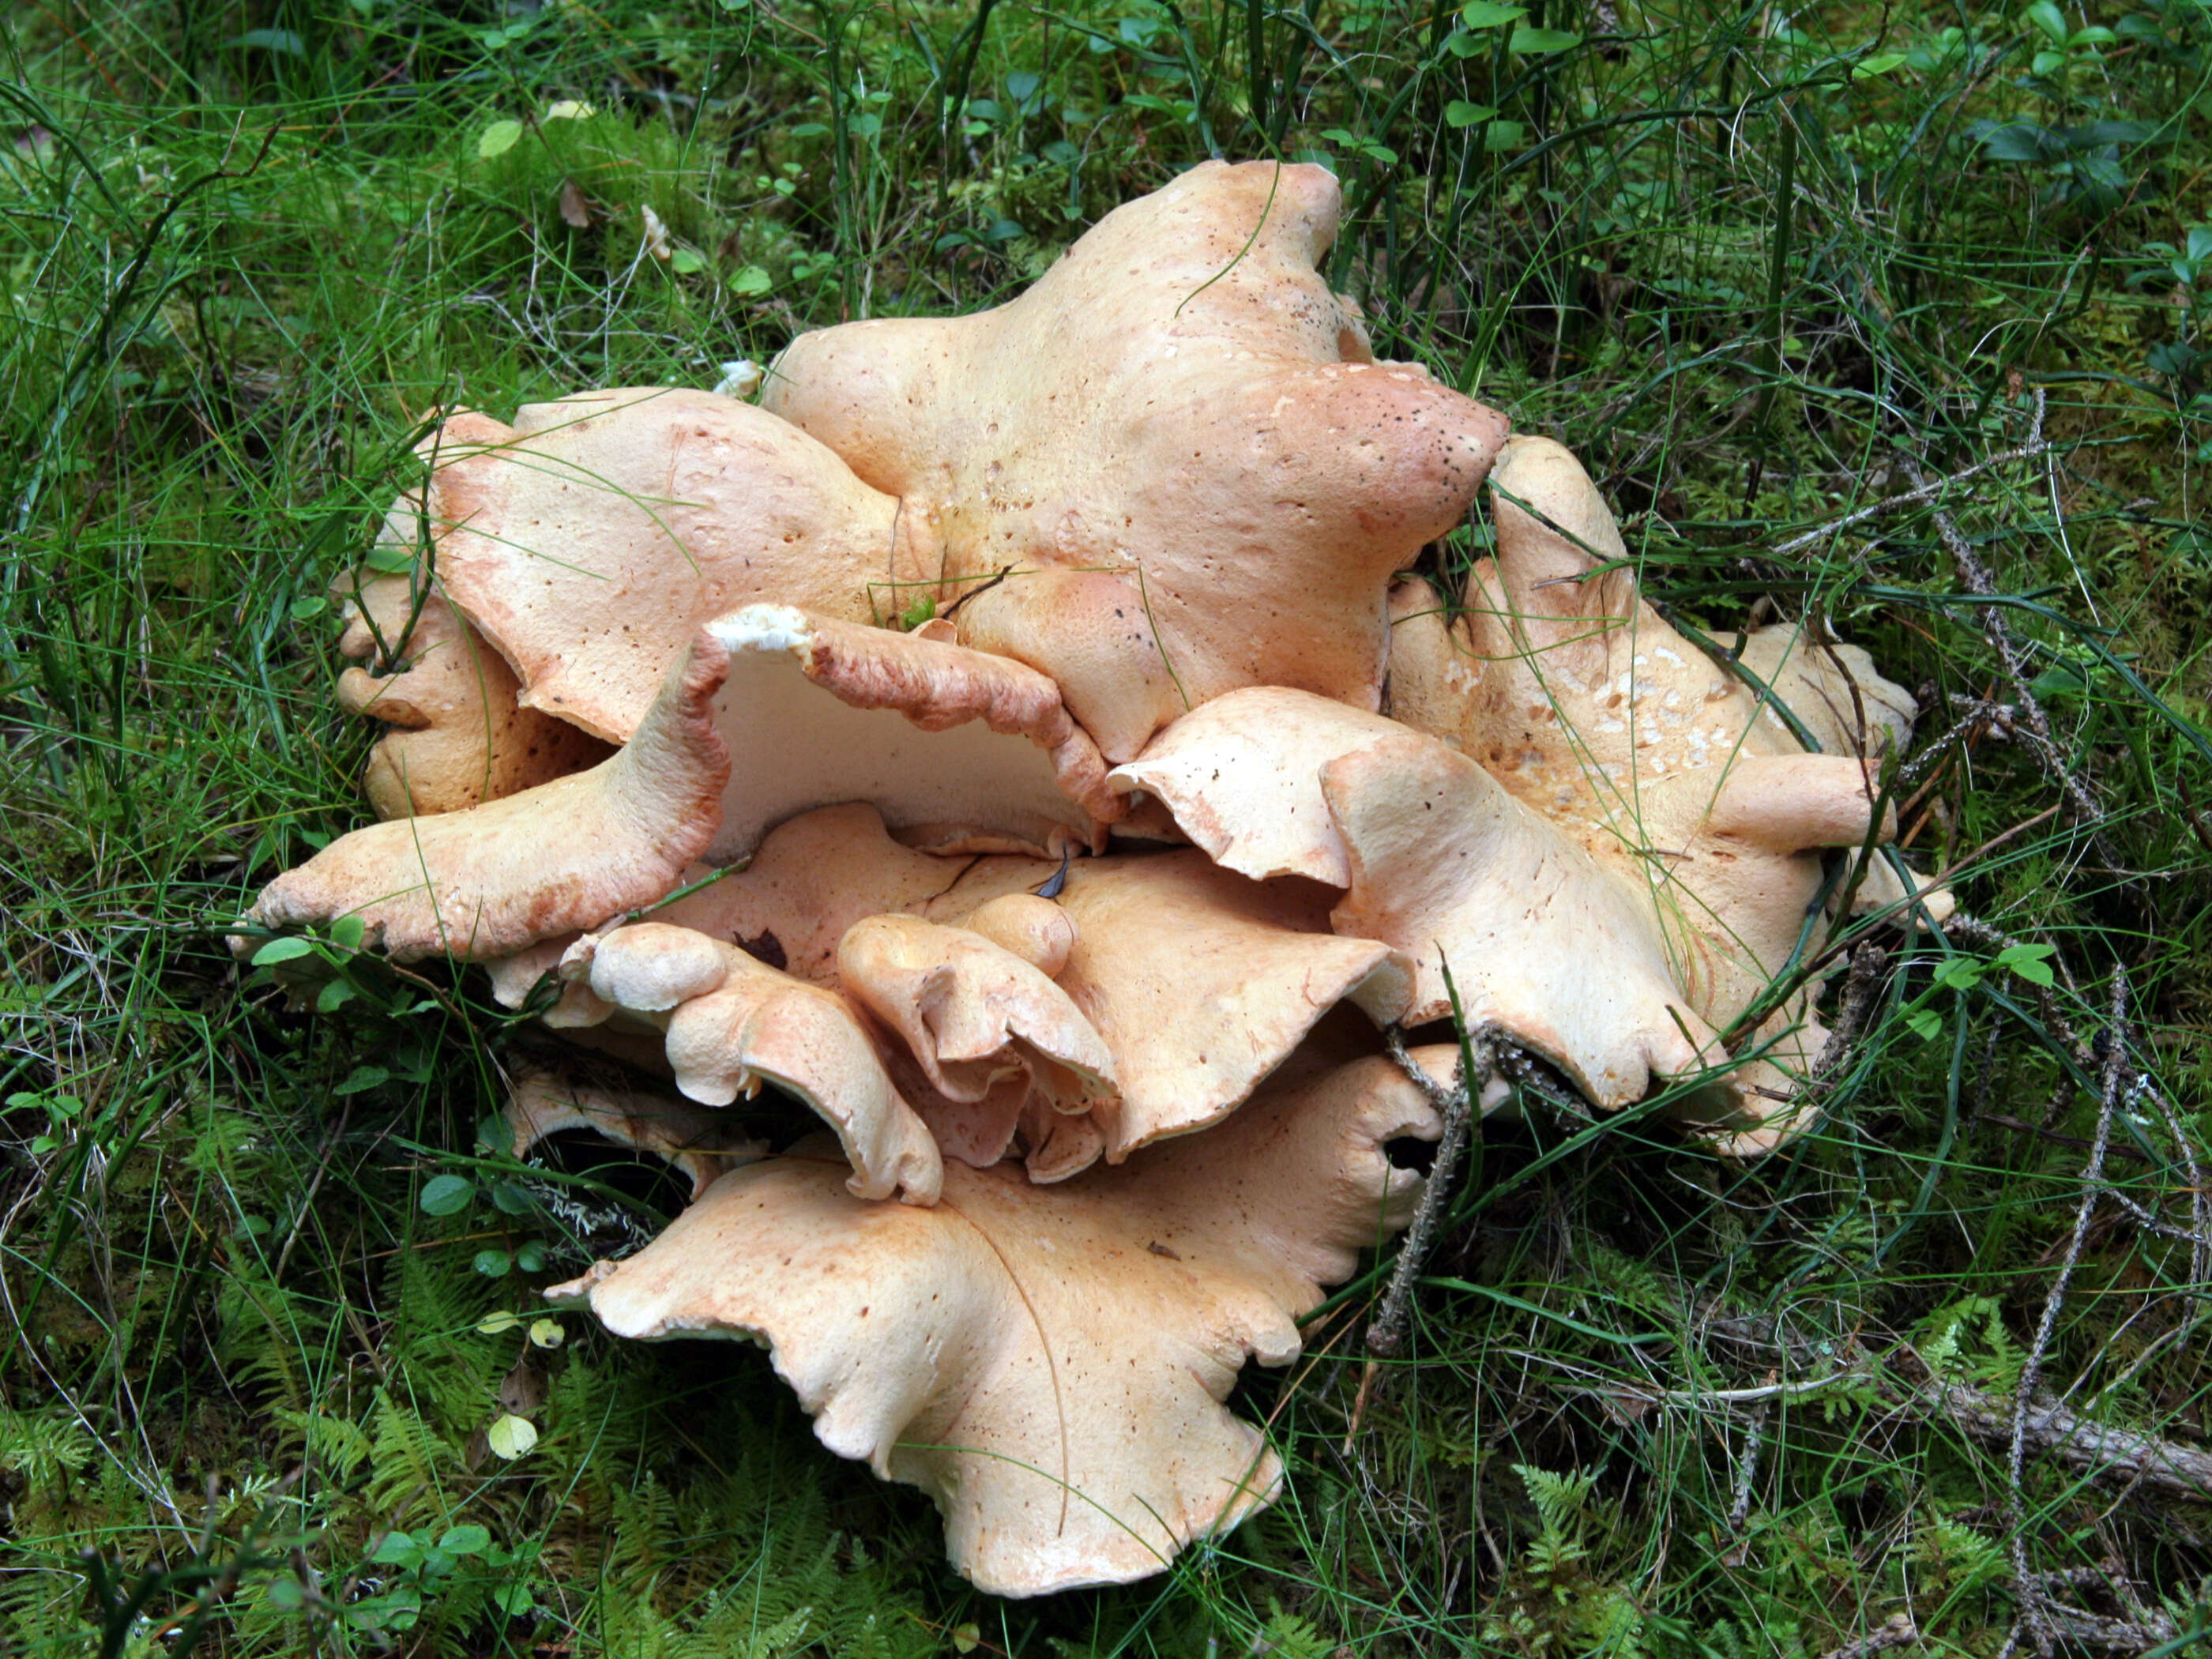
[1380,436,1947,1136]
[243,606,1116,962]
[578,922,945,1206]
[334,565,610,819]
[549,1048,1443,1597]
[414,388,934,744]
[243,622,733,961]
[647,803,1413,1162]
[764,159,1510,760]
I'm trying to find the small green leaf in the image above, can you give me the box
[491,1179,534,1215]
[2026,1,2068,46]
[529,1318,565,1349]
[438,1524,491,1556]
[670,247,705,275]
[514,1241,545,1273]
[314,979,356,1015]
[1996,942,2058,987]
[487,1414,539,1459]
[1934,957,1986,992]
[251,936,316,966]
[333,1063,389,1096]
[371,1530,423,1567]
[419,1174,474,1217]
[1971,119,2063,164]
[1905,1008,1943,1041]
[491,1582,539,1616]
[1458,1,1525,25]
[289,594,329,623]
[328,914,366,950]
[731,265,773,296]
[1508,25,1580,52]
[1446,100,1498,128]
[473,1248,514,1277]
[1853,51,1909,78]
[363,541,415,575]
[478,119,524,160]
[477,1311,522,1335]
[1443,29,1488,57]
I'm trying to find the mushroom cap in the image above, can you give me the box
[649,803,1413,1163]
[1108,687,1401,885]
[334,567,611,819]
[1733,623,1919,761]
[548,1048,1443,1597]
[506,1070,759,1200]
[415,389,934,744]
[580,922,943,1206]
[1322,731,1721,1105]
[653,801,966,984]
[243,604,1119,962]
[243,620,733,961]
[698,604,1118,862]
[1042,852,1412,1158]
[1106,685,1722,1104]
[959,892,1078,977]
[1380,437,1947,1139]
[834,914,1115,1110]
[763,160,1510,761]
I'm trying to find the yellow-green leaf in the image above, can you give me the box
[478,119,524,160]
[486,1414,539,1459]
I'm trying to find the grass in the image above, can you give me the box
[2,0,2210,1653]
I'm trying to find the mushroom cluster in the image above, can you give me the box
[245,161,1942,1595]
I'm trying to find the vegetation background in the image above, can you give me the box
[3,0,2210,1653]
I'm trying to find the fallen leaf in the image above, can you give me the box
[486,1414,539,1460]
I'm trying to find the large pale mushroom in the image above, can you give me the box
[762,159,1510,759]
[547,1048,1443,1597]
[232,162,1960,1601]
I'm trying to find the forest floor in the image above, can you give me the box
[3,1,2210,1655]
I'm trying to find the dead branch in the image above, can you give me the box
[1814,1613,1921,1659]
[1366,1026,1492,1359]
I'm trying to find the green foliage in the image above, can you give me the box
[3,0,2210,1653]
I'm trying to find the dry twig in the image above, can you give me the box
[1366,1025,1493,1358]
